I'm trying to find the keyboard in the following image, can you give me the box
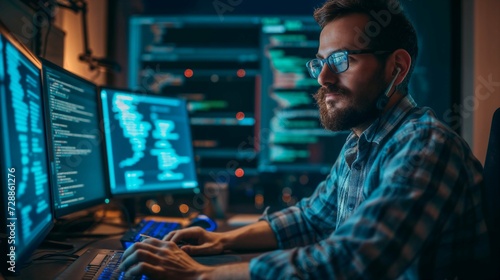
[120,219,182,249]
[56,249,243,279]
[56,249,145,280]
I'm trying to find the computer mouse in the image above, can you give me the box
[186,214,217,232]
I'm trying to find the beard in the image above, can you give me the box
[313,84,381,132]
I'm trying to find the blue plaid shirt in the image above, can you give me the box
[249,95,490,279]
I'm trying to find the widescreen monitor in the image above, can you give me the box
[41,59,109,218]
[0,23,53,274]
[99,88,198,196]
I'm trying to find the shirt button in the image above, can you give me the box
[348,204,355,211]
[353,163,361,170]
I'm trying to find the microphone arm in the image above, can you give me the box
[56,0,121,72]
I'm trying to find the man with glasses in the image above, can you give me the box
[118,0,492,279]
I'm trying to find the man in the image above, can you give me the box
[118,0,492,279]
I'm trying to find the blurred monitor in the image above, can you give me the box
[99,88,198,196]
[0,23,53,274]
[128,16,261,174]
[41,59,109,218]
[258,17,348,174]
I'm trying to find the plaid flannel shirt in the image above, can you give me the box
[249,95,490,279]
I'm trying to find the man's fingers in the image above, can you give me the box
[119,248,160,272]
[163,230,176,241]
[181,242,214,256]
[116,236,213,279]
[142,237,164,246]
[163,227,203,242]
[124,262,163,279]
[122,241,159,263]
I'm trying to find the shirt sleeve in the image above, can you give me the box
[250,125,474,279]
[258,157,343,249]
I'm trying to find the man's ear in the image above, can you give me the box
[389,49,412,86]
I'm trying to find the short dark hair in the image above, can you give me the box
[313,0,418,95]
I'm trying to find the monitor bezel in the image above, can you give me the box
[0,22,54,274]
[98,86,200,198]
[40,58,111,219]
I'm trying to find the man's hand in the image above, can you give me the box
[164,220,277,255]
[118,238,214,279]
[163,226,225,255]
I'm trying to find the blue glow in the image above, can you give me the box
[101,89,198,196]
[0,32,53,264]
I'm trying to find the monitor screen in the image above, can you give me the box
[41,59,109,218]
[258,17,348,174]
[0,25,53,273]
[99,88,198,196]
[129,16,261,175]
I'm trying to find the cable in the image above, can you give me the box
[39,0,58,58]
[42,20,52,58]
[31,247,76,260]
[33,253,79,261]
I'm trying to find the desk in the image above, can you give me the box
[4,217,264,279]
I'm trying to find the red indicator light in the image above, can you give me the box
[236,112,245,120]
[184,69,194,78]
[235,168,244,177]
[237,69,246,78]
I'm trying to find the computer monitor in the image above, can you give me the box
[129,16,261,175]
[99,88,198,196]
[258,17,348,174]
[41,59,109,218]
[0,24,53,274]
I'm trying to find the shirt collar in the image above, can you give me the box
[345,94,417,146]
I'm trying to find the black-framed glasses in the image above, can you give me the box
[305,49,391,79]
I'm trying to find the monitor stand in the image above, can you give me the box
[48,210,100,240]
[120,197,138,224]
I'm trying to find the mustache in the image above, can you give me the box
[313,85,347,103]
